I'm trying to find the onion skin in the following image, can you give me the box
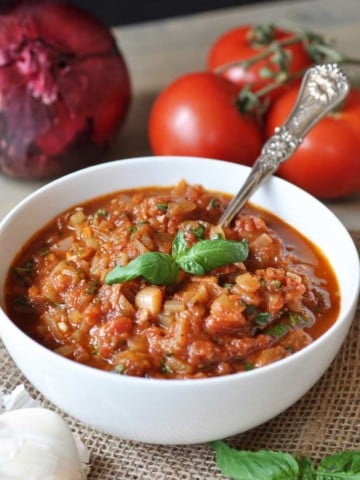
[0,0,131,179]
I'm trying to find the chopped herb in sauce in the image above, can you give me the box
[189,224,205,239]
[96,208,108,217]
[86,279,100,295]
[156,203,168,212]
[255,312,272,326]
[265,323,290,338]
[12,259,34,278]
[289,311,312,329]
[244,362,254,371]
[208,198,220,209]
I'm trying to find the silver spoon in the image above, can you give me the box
[217,63,350,228]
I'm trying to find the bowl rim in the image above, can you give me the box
[0,155,359,387]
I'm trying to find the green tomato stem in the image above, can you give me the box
[213,23,360,114]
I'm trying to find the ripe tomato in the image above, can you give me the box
[149,71,263,165]
[208,25,312,102]
[265,86,360,199]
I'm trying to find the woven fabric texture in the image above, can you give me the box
[1,232,359,479]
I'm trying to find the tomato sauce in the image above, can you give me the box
[4,181,340,378]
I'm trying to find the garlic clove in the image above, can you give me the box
[0,408,88,480]
[1,384,40,411]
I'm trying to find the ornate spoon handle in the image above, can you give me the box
[217,63,350,228]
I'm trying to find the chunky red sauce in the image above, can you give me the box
[4,181,340,378]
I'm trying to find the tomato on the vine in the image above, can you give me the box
[265,86,360,199]
[208,25,312,102]
[149,71,263,165]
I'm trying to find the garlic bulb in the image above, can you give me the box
[0,408,88,480]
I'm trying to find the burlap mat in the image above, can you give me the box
[1,232,359,479]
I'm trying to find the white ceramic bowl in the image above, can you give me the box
[0,156,359,444]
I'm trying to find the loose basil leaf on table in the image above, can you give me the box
[210,440,360,480]
[316,451,360,478]
[210,440,299,480]
[296,456,316,480]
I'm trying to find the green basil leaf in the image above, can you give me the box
[316,451,360,479]
[106,233,249,286]
[297,456,316,480]
[210,441,299,480]
[179,259,206,276]
[171,230,189,260]
[176,238,249,275]
[105,252,179,285]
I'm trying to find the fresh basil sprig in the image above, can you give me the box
[105,230,249,285]
[210,440,360,480]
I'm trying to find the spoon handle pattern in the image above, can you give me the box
[218,63,350,228]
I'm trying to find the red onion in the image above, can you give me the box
[0,0,131,179]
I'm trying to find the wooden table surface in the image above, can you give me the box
[0,0,359,230]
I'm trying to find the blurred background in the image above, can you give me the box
[71,0,284,25]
